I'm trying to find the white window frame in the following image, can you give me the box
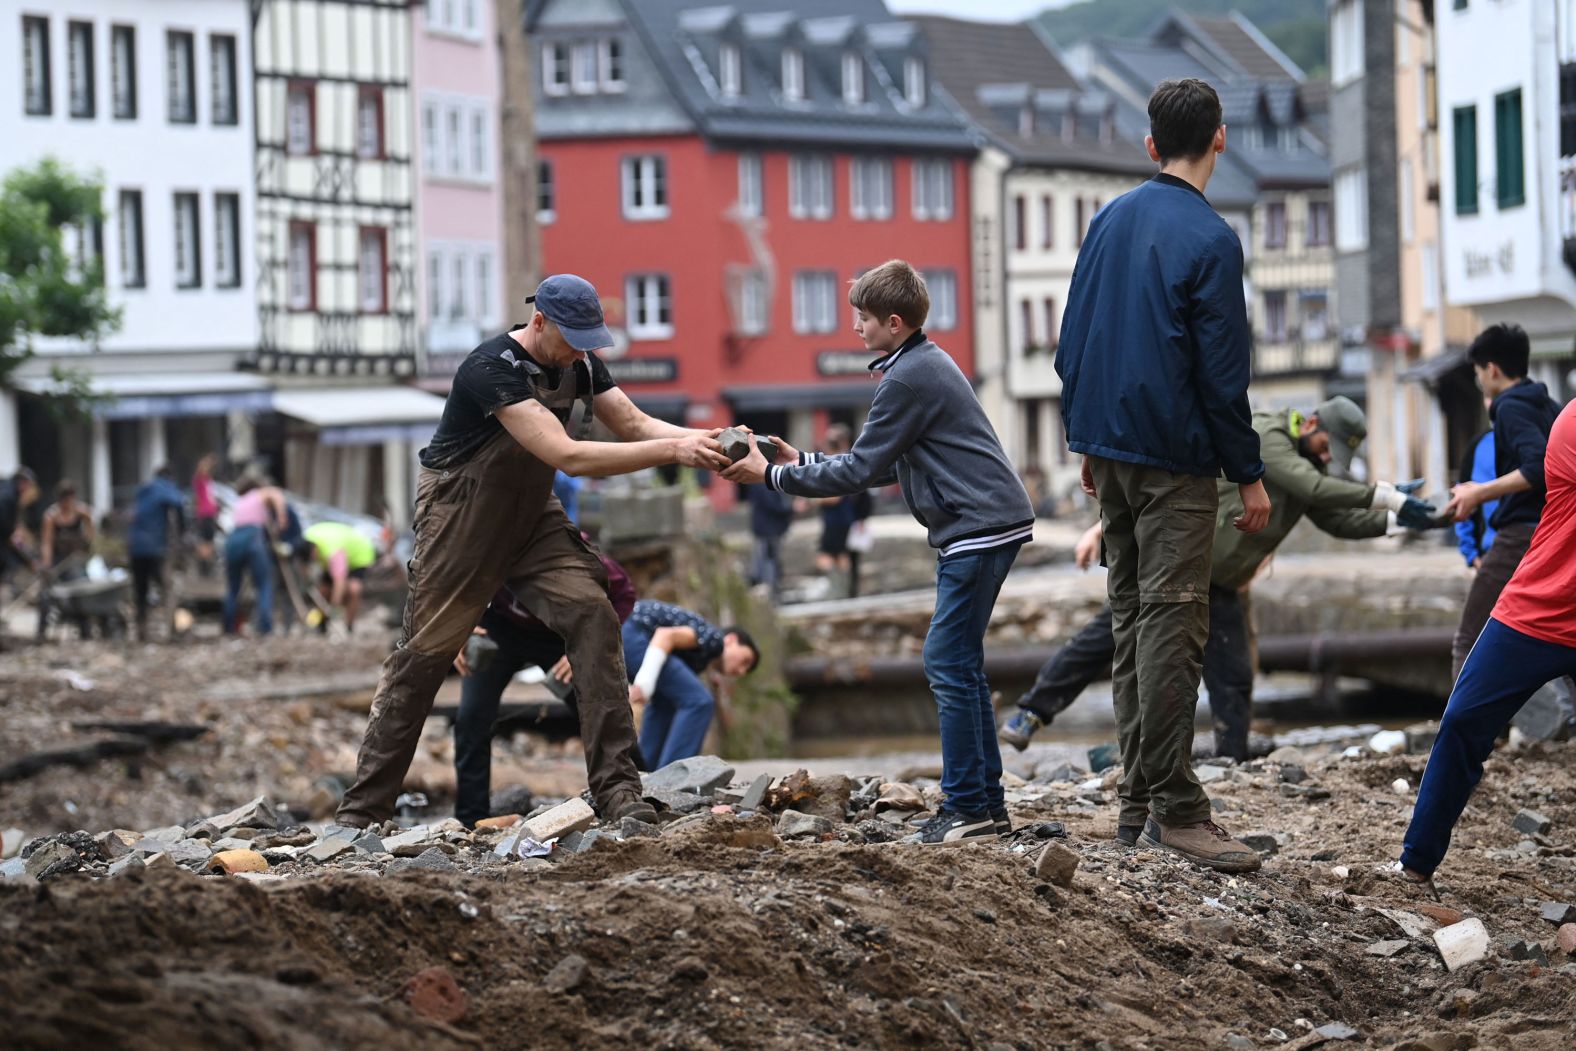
[214,192,240,289]
[173,192,201,289]
[737,269,768,336]
[1335,165,1369,251]
[627,274,674,340]
[421,101,440,174]
[923,269,957,330]
[912,160,953,221]
[571,41,598,95]
[1330,0,1364,89]
[118,189,145,289]
[470,104,489,177]
[792,271,838,334]
[475,250,495,327]
[537,158,555,222]
[719,43,742,98]
[782,48,804,101]
[904,56,926,108]
[737,153,763,218]
[287,224,313,310]
[445,104,464,175]
[621,155,669,220]
[841,51,864,105]
[358,228,387,313]
[541,42,570,96]
[789,155,833,219]
[850,158,892,220]
[1422,241,1440,311]
[449,253,467,320]
[599,37,625,92]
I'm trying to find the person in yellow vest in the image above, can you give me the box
[302,521,378,631]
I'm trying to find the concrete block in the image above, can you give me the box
[1433,918,1489,972]
[521,798,596,842]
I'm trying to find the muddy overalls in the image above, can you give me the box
[337,360,643,826]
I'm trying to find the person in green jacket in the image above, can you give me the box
[302,521,379,631]
[999,397,1438,792]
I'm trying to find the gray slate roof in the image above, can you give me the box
[612,0,976,152]
[908,15,1153,175]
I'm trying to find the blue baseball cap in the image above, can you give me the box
[526,274,613,351]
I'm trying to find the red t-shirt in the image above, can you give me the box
[1494,399,1576,647]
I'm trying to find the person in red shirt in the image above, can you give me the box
[1400,399,1576,881]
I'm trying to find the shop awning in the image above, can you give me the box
[272,386,448,445]
[15,371,273,420]
[1399,348,1470,385]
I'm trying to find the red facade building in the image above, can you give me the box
[527,0,976,488]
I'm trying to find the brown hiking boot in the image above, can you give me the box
[605,791,658,825]
[1139,818,1262,873]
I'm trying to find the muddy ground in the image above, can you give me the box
[2,638,1575,1050]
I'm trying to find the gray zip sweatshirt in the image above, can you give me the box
[765,334,1034,557]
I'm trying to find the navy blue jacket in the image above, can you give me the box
[1055,174,1263,483]
[129,477,186,558]
[1488,379,1561,530]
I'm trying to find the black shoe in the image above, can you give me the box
[904,808,997,846]
[1114,824,1142,847]
[990,807,1012,836]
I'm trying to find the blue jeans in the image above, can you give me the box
[926,541,1023,815]
[624,621,715,769]
[1402,617,1576,877]
[222,525,274,635]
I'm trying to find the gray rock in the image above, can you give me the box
[164,839,213,867]
[1276,763,1308,784]
[183,820,222,841]
[1514,809,1552,836]
[1512,679,1574,741]
[1,857,32,880]
[1313,1022,1360,1041]
[1366,939,1410,957]
[1194,764,1229,785]
[1034,843,1079,888]
[108,855,145,878]
[1540,901,1574,924]
[542,953,589,993]
[305,839,355,864]
[848,776,882,811]
[776,810,833,838]
[1182,915,1236,944]
[206,795,280,832]
[24,841,82,880]
[572,829,608,854]
[1239,832,1280,856]
[383,826,436,856]
[739,774,774,812]
[646,790,714,816]
[386,847,458,875]
[140,825,185,842]
[618,817,659,839]
[351,833,386,854]
[642,755,736,796]
[1404,722,1439,755]
[1036,761,1084,783]
[1501,938,1548,966]
[489,784,535,818]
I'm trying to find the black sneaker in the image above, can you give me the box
[990,807,1012,836]
[1114,824,1142,847]
[904,808,997,846]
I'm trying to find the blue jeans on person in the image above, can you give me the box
[926,541,1023,815]
[222,525,274,635]
[623,621,715,769]
[1402,617,1576,877]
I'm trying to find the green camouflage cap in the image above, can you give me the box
[1313,395,1367,473]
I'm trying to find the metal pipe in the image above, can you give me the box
[783,628,1455,690]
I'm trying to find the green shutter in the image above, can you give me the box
[1495,89,1525,208]
[1453,105,1478,215]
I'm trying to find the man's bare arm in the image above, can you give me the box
[594,386,705,442]
[498,399,727,476]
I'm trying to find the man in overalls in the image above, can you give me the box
[336,275,731,828]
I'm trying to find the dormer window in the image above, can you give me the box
[904,57,925,108]
[782,48,804,101]
[841,51,864,105]
[720,43,741,97]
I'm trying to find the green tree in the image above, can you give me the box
[0,157,120,389]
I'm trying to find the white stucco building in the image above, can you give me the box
[1,1,262,508]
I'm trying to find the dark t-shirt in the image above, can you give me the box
[419,328,616,470]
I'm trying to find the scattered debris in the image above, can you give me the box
[1433,918,1489,972]
[400,966,467,1024]
[1033,842,1079,888]
[1513,809,1552,837]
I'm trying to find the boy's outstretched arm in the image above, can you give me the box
[721,379,926,495]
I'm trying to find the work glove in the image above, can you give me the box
[1396,479,1425,495]
[1396,495,1439,530]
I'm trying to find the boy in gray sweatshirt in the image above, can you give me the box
[725,260,1034,844]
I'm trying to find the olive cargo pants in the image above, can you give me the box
[1089,457,1216,829]
[337,430,643,827]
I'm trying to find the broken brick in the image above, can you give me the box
[401,966,467,1024]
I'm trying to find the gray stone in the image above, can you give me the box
[24,842,81,880]
[1513,809,1552,836]
[165,839,212,867]
[1501,938,1549,966]
[542,953,589,993]
[383,826,437,856]
[646,790,713,815]
[1276,763,1308,784]
[1,857,32,880]
[489,785,535,818]
[1181,915,1236,944]
[1404,722,1439,755]
[1034,843,1079,888]
[1194,764,1229,784]
[1512,679,1575,742]
[776,810,833,838]
[1366,939,1410,957]
[1313,1022,1360,1041]
[1035,761,1084,783]
[140,824,186,842]
[306,839,356,864]
[618,816,659,839]
[108,855,145,878]
[386,848,458,875]
[206,795,281,832]
[1540,901,1574,925]
[642,755,736,796]
[208,837,254,853]
[1239,832,1280,856]
[351,833,387,854]
[183,820,222,841]
[738,774,773,812]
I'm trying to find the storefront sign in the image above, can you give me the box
[816,350,876,376]
[606,357,678,384]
